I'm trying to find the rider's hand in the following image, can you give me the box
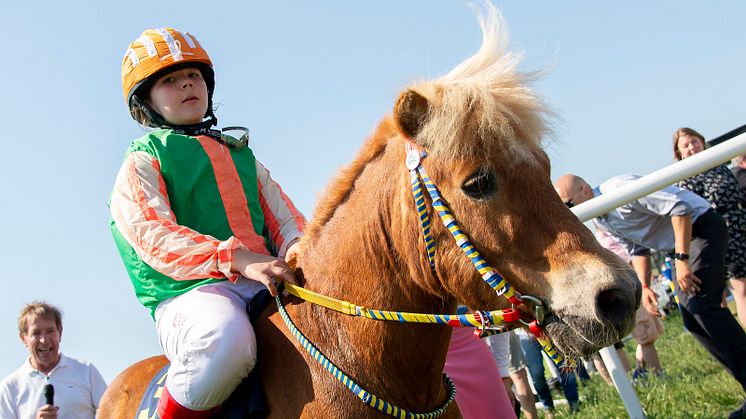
[675,259,701,296]
[641,287,661,317]
[284,240,301,267]
[233,249,298,296]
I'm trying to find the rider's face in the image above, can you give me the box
[148,67,209,126]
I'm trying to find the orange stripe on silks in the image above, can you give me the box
[256,165,306,235]
[197,136,270,255]
[217,247,239,282]
[117,209,218,266]
[125,154,212,244]
[257,182,283,250]
[126,154,159,221]
[120,154,225,273]
[257,180,304,252]
[273,177,306,233]
[113,204,223,277]
[274,182,306,233]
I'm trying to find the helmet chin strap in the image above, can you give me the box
[131,95,220,139]
[168,118,220,139]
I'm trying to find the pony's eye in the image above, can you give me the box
[461,168,497,199]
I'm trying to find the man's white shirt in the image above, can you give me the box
[0,354,107,419]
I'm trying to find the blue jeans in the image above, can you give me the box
[519,334,579,409]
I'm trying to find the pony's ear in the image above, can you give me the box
[394,89,429,140]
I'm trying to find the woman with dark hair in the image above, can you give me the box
[673,127,746,328]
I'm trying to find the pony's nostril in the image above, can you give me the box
[596,288,634,328]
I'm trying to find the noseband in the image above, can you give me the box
[274,141,571,418]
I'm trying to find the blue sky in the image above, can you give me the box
[1,1,745,383]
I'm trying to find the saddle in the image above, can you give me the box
[135,290,273,419]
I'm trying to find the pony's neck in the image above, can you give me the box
[297,129,456,410]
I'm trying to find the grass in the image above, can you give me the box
[535,309,744,418]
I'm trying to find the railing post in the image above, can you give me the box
[598,346,646,418]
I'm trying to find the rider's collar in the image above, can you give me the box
[169,124,250,150]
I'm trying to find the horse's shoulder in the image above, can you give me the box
[125,355,168,375]
[109,355,168,393]
[98,355,168,418]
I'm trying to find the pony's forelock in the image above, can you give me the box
[305,2,551,242]
[412,2,549,164]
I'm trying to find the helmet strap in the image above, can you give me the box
[131,96,220,139]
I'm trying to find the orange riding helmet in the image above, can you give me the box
[121,28,216,128]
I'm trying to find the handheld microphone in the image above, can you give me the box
[44,384,54,406]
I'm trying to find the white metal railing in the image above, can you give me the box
[572,132,746,221]
[566,131,746,419]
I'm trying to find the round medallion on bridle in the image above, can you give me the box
[406,149,421,170]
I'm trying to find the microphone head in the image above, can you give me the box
[44,383,54,405]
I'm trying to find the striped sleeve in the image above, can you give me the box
[255,159,306,257]
[110,151,243,282]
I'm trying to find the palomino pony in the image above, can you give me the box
[99,5,640,418]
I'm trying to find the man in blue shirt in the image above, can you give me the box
[555,174,746,418]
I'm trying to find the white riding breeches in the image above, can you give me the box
[154,278,265,410]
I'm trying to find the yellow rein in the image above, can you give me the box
[282,283,521,330]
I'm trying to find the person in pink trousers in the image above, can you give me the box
[445,327,517,419]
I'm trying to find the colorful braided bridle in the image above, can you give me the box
[405,141,566,366]
[275,141,570,418]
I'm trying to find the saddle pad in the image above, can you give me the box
[134,363,169,419]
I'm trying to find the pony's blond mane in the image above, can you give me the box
[413,3,549,163]
[303,120,393,243]
[303,3,549,243]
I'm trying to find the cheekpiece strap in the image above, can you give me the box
[403,143,568,368]
[407,141,436,272]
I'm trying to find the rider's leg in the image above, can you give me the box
[155,279,263,415]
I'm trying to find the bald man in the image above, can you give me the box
[554,174,746,415]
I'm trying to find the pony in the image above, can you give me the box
[99,4,640,418]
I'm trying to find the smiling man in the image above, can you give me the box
[0,301,107,419]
